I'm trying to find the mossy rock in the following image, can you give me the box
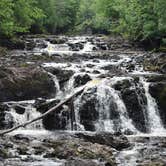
[0,148,9,158]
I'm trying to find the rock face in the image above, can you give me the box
[113,79,148,132]
[73,74,92,88]
[48,37,67,44]
[77,87,99,131]
[68,42,84,51]
[0,66,56,102]
[0,104,14,130]
[45,67,74,88]
[144,53,166,73]
[149,82,166,127]
[35,99,70,130]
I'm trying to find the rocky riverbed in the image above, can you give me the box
[0,35,166,165]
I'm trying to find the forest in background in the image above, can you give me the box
[0,0,166,48]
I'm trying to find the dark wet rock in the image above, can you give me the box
[0,111,14,130]
[35,99,70,130]
[34,99,70,130]
[17,146,29,155]
[126,63,135,72]
[68,42,84,51]
[25,39,36,50]
[43,104,70,130]
[12,134,30,142]
[74,74,92,88]
[96,42,109,50]
[0,104,14,130]
[45,67,74,88]
[86,64,95,68]
[78,87,99,131]
[113,79,148,133]
[35,99,60,114]
[0,66,56,102]
[76,132,130,151]
[93,70,100,74]
[149,82,166,127]
[146,75,166,82]
[14,105,25,114]
[48,38,67,44]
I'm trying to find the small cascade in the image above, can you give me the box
[80,42,95,53]
[42,41,70,55]
[140,78,165,133]
[95,82,115,132]
[10,105,43,130]
[47,72,63,99]
[64,75,75,94]
[74,95,86,131]
[110,88,138,134]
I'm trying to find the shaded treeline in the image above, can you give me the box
[0,0,166,47]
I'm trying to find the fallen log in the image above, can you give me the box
[0,85,86,135]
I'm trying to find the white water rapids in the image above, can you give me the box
[2,36,166,166]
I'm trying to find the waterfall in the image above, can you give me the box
[140,78,165,133]
[74,79,138,134]
[3,36,166,135]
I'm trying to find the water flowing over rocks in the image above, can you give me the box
[0,35,166,165]
[113,78,148,133]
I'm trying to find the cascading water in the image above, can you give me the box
[2,36,166,166]
[140,77,165,133]
[11,36,165,135]
[94,79,138,134]
[10,104,43,130]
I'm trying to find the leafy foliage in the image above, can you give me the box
[36,0,79,34]
[0,0,44,37]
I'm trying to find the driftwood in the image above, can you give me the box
[0,85,86,135]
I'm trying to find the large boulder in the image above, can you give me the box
[77,87,99,131]
[0,66,56,102]
[149,82,166,127]
[35,99,70,130]
[73,74,92,88]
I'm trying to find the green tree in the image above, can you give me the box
[0,0,14,36]
[13,0,44,33]
[0,0,44,37]
[37,0,79,34]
